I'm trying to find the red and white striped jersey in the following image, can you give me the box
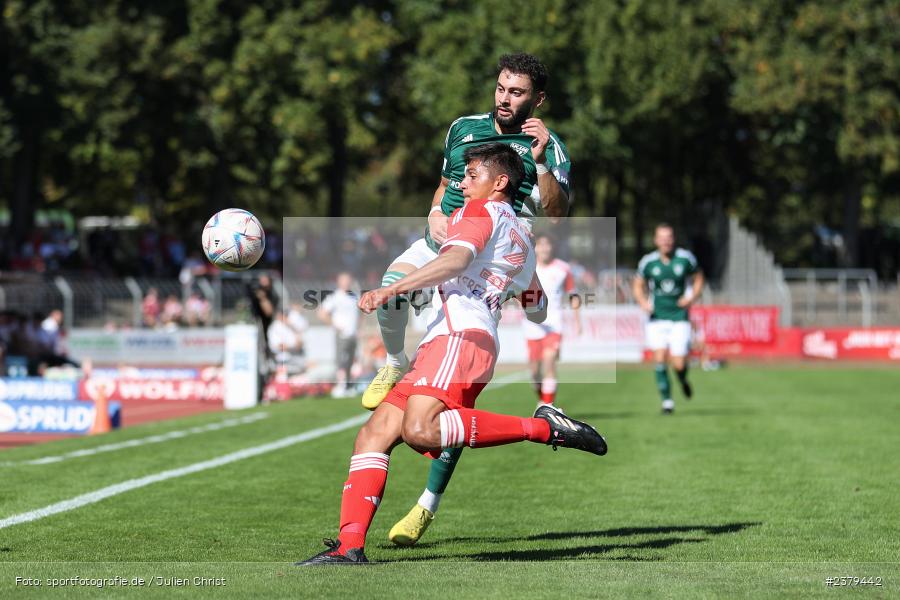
[422,198,537,346]
[523,258,575,339]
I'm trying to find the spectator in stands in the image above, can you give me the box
[184,291,211,327]
[268,310,306,373]
[318,272,359,398]
[35,308,79,371]
[249,274,278,356]
[142,287,161,327]
[179,252,209,288]
[161,294,184,330]
[287,303,310,337]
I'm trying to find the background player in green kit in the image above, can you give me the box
[632,224,705,414]
[360,53,572,546]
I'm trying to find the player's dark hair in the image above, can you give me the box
[535,233,555,246]
[497,53,548,93]
[463,142,526,198]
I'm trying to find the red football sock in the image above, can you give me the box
[337,452,389,553]
[440,409,550,448]
[540,377,557,404]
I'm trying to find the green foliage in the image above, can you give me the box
[1,0,898,270]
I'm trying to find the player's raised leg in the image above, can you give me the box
[362,264,414,410]
[296,403,405,565]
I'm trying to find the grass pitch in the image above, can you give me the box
[0,365,897,598]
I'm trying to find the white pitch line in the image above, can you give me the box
[0,412,369,530]
[485,370,531,389]
[0,412,272,467]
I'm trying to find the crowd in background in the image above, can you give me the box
[0,309,78,376]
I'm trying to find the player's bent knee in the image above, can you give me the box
[355,406,402,453]
[400,418,439,451]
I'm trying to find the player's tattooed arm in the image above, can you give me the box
[428,177,451,244]
[632,275,653,314]
[358,247,473,313]
[522,117,569,221]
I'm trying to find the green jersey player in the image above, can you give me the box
[360,53,572,547]
[363,53,571,411]
[632,224,705,414]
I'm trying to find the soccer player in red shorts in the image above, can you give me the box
[524,234,582,408]
[296,143,607,566]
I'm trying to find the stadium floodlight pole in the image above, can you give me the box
[196,278,218,324]
[54,276,74,332]
[124,277,143,328]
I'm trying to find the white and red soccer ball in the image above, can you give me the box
[202,208,265,272]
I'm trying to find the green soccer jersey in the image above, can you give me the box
[637,248,699,322]
[425,112,572,250]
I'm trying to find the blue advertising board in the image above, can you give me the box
[0,399,121,434]
[0,377,79,402]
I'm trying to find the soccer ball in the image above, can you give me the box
[202,208,266,272]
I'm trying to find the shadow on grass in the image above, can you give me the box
[376,522,760,562]
[527,522,761,541]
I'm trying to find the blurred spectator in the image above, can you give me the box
[357,333,386,381]
[268,311,305,372]
[40,309,63,336]
[318,272,359,398]
[179,252,209,287]
[161,294,184,330]
[184,292,211,326]
[35,309,79,371]
[287,303,310,335]
[142,287,161,327]
[249,274,278,356]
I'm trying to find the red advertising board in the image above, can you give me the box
[802,328,900,361]
[690,305,779,344]
[81,378,224,402]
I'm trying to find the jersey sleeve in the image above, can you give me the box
[545,131,572,197]
[637,254,651,278]
[441,121,460,180]
[440,201,495,257]
[679,249,699,275]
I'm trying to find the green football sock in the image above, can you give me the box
[655,363,671,400]
[426,447,463,495]
[376,270,409,357]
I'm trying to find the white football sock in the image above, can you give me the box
[386,353,408,368]
[418,489,442,514]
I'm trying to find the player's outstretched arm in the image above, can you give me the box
[522,118,569,221]
[632,275,652,314]
[358,247,474,313]
[428,177,451,244]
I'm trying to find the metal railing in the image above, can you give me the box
[782,268,879,327]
